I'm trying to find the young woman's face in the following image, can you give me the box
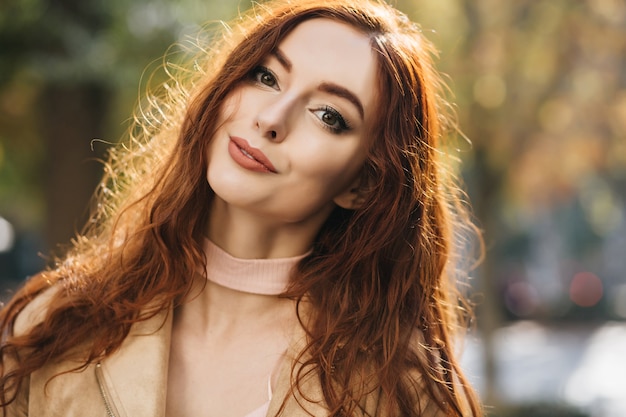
[207,18,378,226]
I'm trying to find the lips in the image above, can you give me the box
[228,136,277,173]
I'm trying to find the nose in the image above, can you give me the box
[254,95,292,142]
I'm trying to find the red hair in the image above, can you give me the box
[0,1,482,415]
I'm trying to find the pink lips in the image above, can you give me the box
[228,136,277,173]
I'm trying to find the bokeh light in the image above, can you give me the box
[569,271,603,307]
[0,216,15,253]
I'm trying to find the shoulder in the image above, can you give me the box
[12,282,62,337]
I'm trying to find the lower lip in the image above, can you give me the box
[228,140,273,173]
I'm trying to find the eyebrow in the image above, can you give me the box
[271,49,292,72]
[272,48,365,120]
[318,82,364,120]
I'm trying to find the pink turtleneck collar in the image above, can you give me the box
[202,239,308,295]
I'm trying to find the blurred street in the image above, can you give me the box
[462,321,626,417]
[1,1,625,416]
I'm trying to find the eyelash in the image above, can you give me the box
[250,66,277,88]
[249,65,352,134]
[315,106,352,134]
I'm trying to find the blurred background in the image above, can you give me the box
[0,0,624,415]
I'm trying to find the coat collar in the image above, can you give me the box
[30,305,387,417]
[99,309,173,417]
[98,307,334,417]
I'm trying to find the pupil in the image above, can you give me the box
[323,113,335,124]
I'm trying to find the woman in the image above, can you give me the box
[0,0,483,416]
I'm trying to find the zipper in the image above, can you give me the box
[95,362,119,417]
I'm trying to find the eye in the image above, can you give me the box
[251,66,278,89]
[313,106,352,134]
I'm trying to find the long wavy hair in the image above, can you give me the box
[0,0,482,415]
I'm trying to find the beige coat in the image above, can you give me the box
[5,291,451,417]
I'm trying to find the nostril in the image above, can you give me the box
[270,130,277,139]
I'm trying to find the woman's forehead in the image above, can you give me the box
[274,18,379,120]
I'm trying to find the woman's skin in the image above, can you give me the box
[206,17,378,260]
[166,18,378,417]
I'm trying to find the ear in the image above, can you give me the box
[333,176,367,210]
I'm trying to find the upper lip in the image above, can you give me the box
[230,136,278,173]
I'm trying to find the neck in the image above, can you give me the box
[207,198,328,259]
[178,236,303,335]
[183,279,295,335]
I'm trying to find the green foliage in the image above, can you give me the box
[0,0,247,229]
[1,0,625,312]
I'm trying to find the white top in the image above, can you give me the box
[243,377,273,417]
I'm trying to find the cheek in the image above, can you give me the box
[295,136,367,176]
[292,142,367,194]
[218,90,243,123]
[206,91,243,161]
